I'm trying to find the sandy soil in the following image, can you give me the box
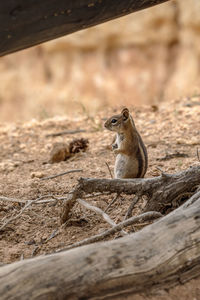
[0,97,200,298]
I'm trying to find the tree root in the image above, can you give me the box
[60,165,200,224]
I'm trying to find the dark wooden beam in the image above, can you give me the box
[0,0,169,56]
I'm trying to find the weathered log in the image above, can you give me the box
[0,0,169,56]
[60,165,200,223]
[0,197,200,299]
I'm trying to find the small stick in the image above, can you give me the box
[77,198,127,236]
[20,254,24,261]
[34,196,69,204]
[57,211,162,252]
[41,169,83,180]
[46,129,86,137]
[0,194,59,230]
[44,229,59,243]
[29,209,56,221]
[156,166,170,178]
[124,195,140,220]
[0,201,33,231]
[0,196,26,204]
[104,194,120,213]
[0,195,67,205]
[32,246,39,257]
[83,192,109,199]
[197,148,200,162]
[0,194,58,204]
[105,162,113,179]
[35,199,60,204]
[35,199,57,204]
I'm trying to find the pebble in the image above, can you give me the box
[31,171,45,179]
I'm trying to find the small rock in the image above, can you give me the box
[7,166,15,172]
[31,171,45,179]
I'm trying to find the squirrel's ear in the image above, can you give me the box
[121,108,129,121]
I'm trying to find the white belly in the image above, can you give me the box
[114,154,128,178]
[114,154,138,179]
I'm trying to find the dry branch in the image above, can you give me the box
[58,211,162,252]
[46,129,86,137]
[77,198,117,227]
[124,195,140,220]
[0,194,66,231]
[104,194,119,213]
[0,197,200,299]
[0,196,26,204]
[105,161,113,179]
[197,148,200,162]
[41,169,83,180]
[0,201,33,231]
[77,198,127,236]
[60,165,200,223]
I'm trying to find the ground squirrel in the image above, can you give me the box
[104,108,148,179]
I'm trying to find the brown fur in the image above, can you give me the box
[104,108,148,179]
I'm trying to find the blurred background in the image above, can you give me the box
[0,0,199,122]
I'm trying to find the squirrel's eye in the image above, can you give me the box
[111,118,117,124]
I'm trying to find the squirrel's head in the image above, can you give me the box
[104,107,131,132]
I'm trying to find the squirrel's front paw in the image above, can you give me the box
[113,148,120,155]
[112,143,118,150]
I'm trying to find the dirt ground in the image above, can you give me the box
[0,97,200,298]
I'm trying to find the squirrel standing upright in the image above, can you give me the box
[104,108,148,179]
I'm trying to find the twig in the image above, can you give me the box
[83,192,109,199]
[41,169,83,180]
[197,148,200,162]
[34,194,57,201]
[157,151,188,161]
[57,211,162,252]
[0,196,26,204]
[0,194,56,203]
[104,194,120,213]
[0,195,68,205]
[44,229,59,243]
[20,254,24,261]
[28,209,56,221]
[35,199,57,204]
[105,162,113,179]
[124,195,140,220]
[32,246,39,257]
[35,196,69,204]
[0,201,33,231]
[0,194,60,231]
[156,166,170,178]
[77,198,127,236]
[46,129,86,137]
[60,188,82,223]
[30,230,59,258]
